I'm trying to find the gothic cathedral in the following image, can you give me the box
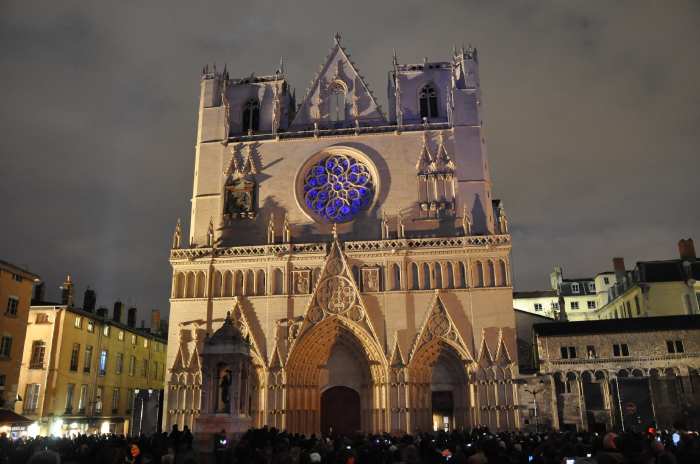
[166,36,519,436]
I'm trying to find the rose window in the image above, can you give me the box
[303,154,373,222]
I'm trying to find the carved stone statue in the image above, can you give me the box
[381,212,389,239]
[172,218,182,249]
[207,217,214,247]
[219,369,232,409]
[462,206,472,236]
[397,214,405,239]
[225,176,256,217]
[267,213,275,244]
[499,207,509,234]
[282,213,291,243]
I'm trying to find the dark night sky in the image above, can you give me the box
[2,1,699,321]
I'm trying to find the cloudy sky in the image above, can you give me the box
[2,1,698,320]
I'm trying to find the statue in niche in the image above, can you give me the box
[225,176,256,218]
[219,368,232,411]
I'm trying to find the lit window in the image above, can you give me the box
[118,330,124,341]
[35,313,49,323]
[24,384,41,412]
[131,334,137,345]
[29,341,46,369]
[98,350,108,376]
[143,338,149,349]
[95,386,103,414]
[87,320,94,333]
[74,316,83,329]
[103,325,110,337]
[78,385,88,413]
[586,345,596,359]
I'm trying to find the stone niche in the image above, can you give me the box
[194,312,253,451]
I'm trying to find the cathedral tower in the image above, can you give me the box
[167,36,518,435]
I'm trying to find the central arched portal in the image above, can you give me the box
[284,317,387,435]
[321,386,360,436]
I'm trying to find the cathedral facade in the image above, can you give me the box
[166,36,519,435]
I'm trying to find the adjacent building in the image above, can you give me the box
[588,240,700,320]
[16,277,167,436]
[531,315,700,432]
[167,37,520,436]
[0,260,39,411]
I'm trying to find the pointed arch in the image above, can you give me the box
[487,260,495,288]
[498,259,508,287]
[195,272,206,298]
[212,271,223,297]
[446,263,455,289]
[391,263,401,291]
[435,263,444,289]
[223,271,233,297]
[174,272,185,298]
[421,263,431,290]
[185,272,195,298]
[459,262,468,288]
[410,262,420,290]
[234,271,244,296]
[256,269,266,295]
[473,261,484,288]
[272,268,284,295]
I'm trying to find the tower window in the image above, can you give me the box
[419,84,438,119]
[242,99,260,133]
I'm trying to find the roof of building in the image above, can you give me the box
[29,303,167,342]
[533,315,700,337]
[0,259,40,280]
[513,290,556,299]
[637,259,700,282]
[514,308,555,321]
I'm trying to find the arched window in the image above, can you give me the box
[195,272,206,298]
[498,260,508,287]
[487,261,495,287]
[411,263,419,290]
[474,261,484,288]
[392,263,401,290]
[242,99,260,133]
[185,272,195,298]
[329,83,346,122]
[213,271,223,297]
[435,263,443,289]
[447,263,455,289]
[174,273,185,299]
[422,263,431,290]
[459,262,467,288]
[419,84,438,119]
[256,270,266,296]
[246,270,255,295]
[223,271,233,297]
[234,271,244,296]
[272,269,284,295]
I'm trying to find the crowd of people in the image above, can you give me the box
[0,425,698,464]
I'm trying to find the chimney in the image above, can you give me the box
[678,238,696,260]
[33,282,45,303]
[127,307,137,328]
[113,301,123,323]
[96,307,107,318]
[613,257,626,284]
[60,274,74,307]
[151,309,161,335]
[83,288,96,312]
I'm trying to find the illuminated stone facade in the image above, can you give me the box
[166,36,518,435]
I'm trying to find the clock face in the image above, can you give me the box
[302,153,374,223]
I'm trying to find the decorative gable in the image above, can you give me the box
[290,35,386,128]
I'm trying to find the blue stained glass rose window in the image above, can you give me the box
[303,154,374,222]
